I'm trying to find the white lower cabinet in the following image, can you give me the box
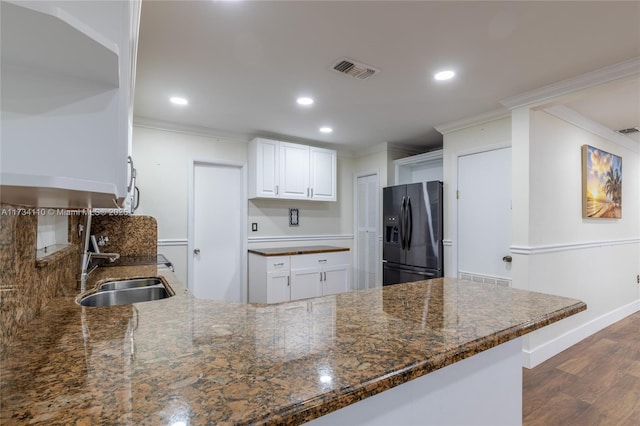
[249,254,291,303]
[291,251,350,298]
[290,268,322,300]
[323,265,351,295]
[266,271,291,304]
[249,251,350,303]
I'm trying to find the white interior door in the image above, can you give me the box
[191,161,245,301]
[356,173,379,289]
[457,147,512,285]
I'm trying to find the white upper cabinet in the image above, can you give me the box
[248,138,337,202]
[309,147,337,201]
[0,0,141,208]
[279,142,310,200]
[249,138,279,198]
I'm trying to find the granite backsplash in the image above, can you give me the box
[91,214,157,257]
[0,206,158,356]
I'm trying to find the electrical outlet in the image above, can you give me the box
[637,274,639,284]
[251,223,258,232]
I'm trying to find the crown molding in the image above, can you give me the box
[501,57,640,110]
[543,105,639,153]
[393,149,443,166]
[134,116,249,142]
[134,117,355,157]
[387,142,435,156]
[434,108,510,135]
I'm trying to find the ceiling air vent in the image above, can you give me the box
[332,58,379,80]
[617,127,639,135]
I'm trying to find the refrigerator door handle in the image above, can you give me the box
[400,196,406,249]
[407,196,413,249]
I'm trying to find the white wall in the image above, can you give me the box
[514,110,639,367]
[442,111,639,368]
[133,125,357,284]
[133,126,247,283]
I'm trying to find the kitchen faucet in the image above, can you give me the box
[79,211,120,292]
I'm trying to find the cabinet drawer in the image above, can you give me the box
[266,256,290,272]
[290,251,350,269]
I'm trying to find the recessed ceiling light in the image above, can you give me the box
[170,96,188,106]
[319,126,333,134]
[434,70,455,81]
[297,97,314,106]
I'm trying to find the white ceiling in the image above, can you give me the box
[133,1,640,152]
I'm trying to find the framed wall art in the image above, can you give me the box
[582,145,622,219]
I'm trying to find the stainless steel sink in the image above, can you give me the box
[79,277,174,307]
[80,285,172,307]
[97,278,163,292]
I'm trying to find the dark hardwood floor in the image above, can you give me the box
[523,311,640,426]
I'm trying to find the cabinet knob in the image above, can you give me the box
[194,248,201,255]
[502,255,512,263]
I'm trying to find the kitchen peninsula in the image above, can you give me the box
[0,266,585,425]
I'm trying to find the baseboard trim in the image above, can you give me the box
[158,238,188,247]
[523,299,640,368]
[248,234,354,243]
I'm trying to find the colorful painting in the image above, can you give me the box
[582,145,622,218]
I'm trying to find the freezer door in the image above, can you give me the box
[383,263,439,286]
[405,181,443,270]
[382,185,406,265]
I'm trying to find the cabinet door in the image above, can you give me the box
[255,138,279,198]
[266,271,290,304]
[279,142,310,199]
[290,267,322,300]
[322,265,350,296]
[309,147,337,201]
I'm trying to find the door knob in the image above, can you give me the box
[194,249,201,255]
[502,255,512,263]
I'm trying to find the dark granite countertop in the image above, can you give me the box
[248,245,350,256]
[0,266,586,425]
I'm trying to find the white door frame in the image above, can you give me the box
[353,170,380,289]
[187,158,248,301]
[449,141,511,279]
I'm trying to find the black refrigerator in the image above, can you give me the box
[382,181,443,285]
